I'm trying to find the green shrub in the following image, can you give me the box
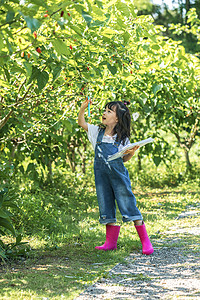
[0,187,29,260]
[128,160,200,188]
[0,161,29,261]
[14,170,97,239]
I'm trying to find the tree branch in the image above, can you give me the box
[16,78,27,102]
[0,110,13,130]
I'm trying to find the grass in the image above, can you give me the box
[0,141,200,300]
[0,239,128,299]
[0,180,199,299]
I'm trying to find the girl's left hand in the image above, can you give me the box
[124,145,140,156]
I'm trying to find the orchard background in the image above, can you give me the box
[0,0,199,260]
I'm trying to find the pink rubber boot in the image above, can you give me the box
[135,222,154,255]
[95,225,120,251]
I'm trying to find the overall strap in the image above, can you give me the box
[96,128,105,145]
[96,128,121,147]
[113,139,120,147]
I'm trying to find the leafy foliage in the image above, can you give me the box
[1,1,199,173]
[0,184,29,260]
[0,1,200,260]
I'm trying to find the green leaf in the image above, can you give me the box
[0,229,6,235]
[28,66,40,85]
[0,35,4,51]
[107,63,117,75]
[95,0,103,9]
[151,44,160,50]
[152,83,163,95]
[104,0,117,9]
[116,0,130,16]
[30,0,48,7]
[122,32,130,44]
[82,10,92,27]
[52,65,62,82]
[92,5,105,18]
[10,65,26,75]
[18,165,24,174]
[23,16,41,33]
[57,20,65,30]
[63,119,73,132]
[102,28,117,36]
[90,20,105,27]
[70,25,83,36]
[0,248,6,259]
[52,39,70,56]
[3,66,10,82]
[53,121,62,131]
[74,4,85,14]
[26,163,35,174]
[102,35,111,43]
[0,217,15,236]
[101,99,107,109]
[99,61,107,66]
[16,234,22,245]
[153,156,162,166]
[143,105,152,114]
[37,71,49,91]
[5,38,13,54]
[6,11,15,23]
[128,4,137,17]
[23,62,32,77]
[0,209,9,219]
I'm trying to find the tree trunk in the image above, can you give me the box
[184,148,192,170]
[169,127,195,171]
[47,159,53,182]
[137,152,142,171]
[66,149,76,173]
[185,0,191,15]
[82,143,87,174]
[179,0,184,24]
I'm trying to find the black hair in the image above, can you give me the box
[104,101,131,145]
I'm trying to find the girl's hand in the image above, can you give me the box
[123,145,140,162]
[78,98,92,131]
[124,145,140,156]
[80,98,92,111]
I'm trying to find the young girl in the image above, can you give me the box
[78,99,154,255]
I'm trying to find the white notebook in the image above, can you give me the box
[107,138,154,161]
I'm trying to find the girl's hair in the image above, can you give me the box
[104,101,131,145]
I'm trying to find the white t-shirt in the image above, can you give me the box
[87,124,130,151]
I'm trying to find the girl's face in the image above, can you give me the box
[102,105,118,127]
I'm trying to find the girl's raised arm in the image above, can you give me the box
[78,99,90,131]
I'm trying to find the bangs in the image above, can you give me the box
[105,102,117,111]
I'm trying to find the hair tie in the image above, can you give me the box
[123,101,130,106]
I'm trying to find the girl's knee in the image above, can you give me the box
[134,220,143,226]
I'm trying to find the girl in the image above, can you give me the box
[78,99,154,255]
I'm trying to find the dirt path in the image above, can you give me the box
[75,207,200,300]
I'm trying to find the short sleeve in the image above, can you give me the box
[87,124,99,150]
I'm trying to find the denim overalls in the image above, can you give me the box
[94,128,143,224]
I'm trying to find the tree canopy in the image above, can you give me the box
[0,0,199,177]
[0,0,200,260]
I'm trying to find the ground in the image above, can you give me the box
[0,191,199,300]
[75,205,200,300]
